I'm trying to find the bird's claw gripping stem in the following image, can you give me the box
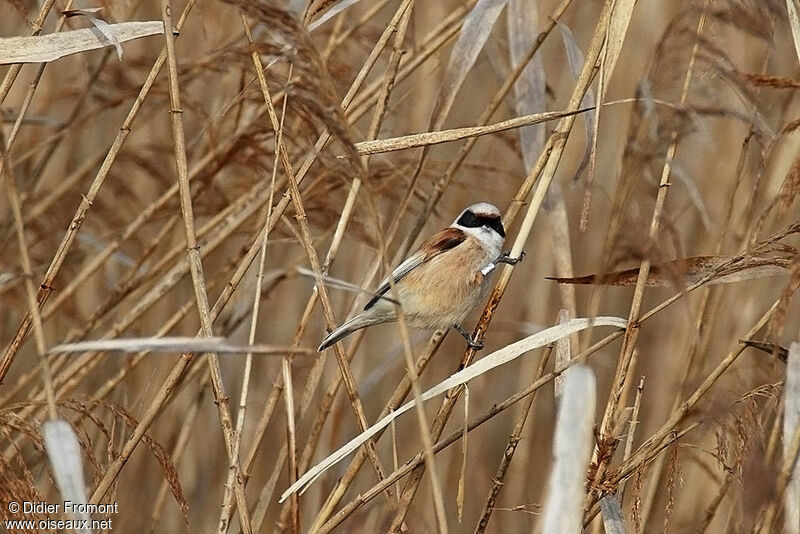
[453,324,485,351]
[497,250,524,265]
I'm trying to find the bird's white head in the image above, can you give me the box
[452,202,505,255]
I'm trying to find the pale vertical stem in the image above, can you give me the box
[159,1,251,532]
[539,366,597,534]
[595,0,711,488]
[759,419,800,533]
[618,375,645,502]
[0,129,58,421]
[777,342,800,534]
[554,308,571,402]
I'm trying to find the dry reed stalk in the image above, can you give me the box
[2,0,800,531]
[305,332,446,532]
[473,344,552,533]
[595,0,711,463]
[299,3,418,529]
[0,0,198,384]
[0,0,58,102]
[250,29,404,529]
[228,3,428,528]
[162,0,251,527]
[0,126,58,425]
[355,4,452,531]
[352,107,589,156]
[227,16,299,534]
[398,0,573,261]
[383,4,614,529]
[539,366,597,533]
[283,4,421,527]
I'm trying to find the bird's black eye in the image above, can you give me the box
[457,210,482,228]
[486,217,505,237]
[457,211,505,237]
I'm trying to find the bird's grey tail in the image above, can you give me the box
[317,314,385,351]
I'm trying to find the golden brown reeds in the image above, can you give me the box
[2,0,800,532]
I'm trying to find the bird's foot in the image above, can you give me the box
[496,250,525,266]
[453,324,485,351]
[467,338,485,351]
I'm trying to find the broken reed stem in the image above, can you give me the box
[352,108,588,155]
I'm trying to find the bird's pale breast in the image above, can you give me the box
[396,235,494,329]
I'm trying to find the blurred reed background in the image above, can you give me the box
[1,0,800,532]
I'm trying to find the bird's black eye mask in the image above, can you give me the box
[457,211,505,237]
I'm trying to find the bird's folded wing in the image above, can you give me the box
[364,228,467,310]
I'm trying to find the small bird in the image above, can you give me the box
[318,202,521,352]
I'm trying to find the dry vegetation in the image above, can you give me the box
[2,0,800,532]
